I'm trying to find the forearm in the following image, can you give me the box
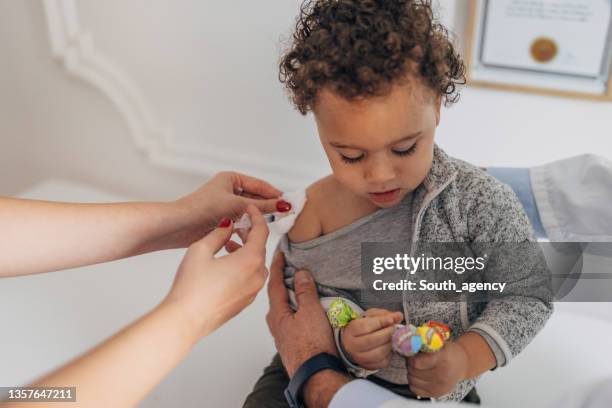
[303,370,351,408]
[455,332,496,380]
[0,198,193,277]
[3,300,205,408]
[467,297,553,368]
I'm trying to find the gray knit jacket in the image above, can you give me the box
[391,145,553,400]
[283,145,553,401]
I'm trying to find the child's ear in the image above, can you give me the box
[435,95,442,126]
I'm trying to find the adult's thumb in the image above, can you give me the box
[194,218,234,256]
[294,270,318,308]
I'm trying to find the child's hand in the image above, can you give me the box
[406,342,469,398]
[341,308,403,370]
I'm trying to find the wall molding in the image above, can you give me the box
[41,0,313,188]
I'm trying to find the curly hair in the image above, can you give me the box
[279,0,466,114]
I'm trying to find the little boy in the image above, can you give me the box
[244,0,553,405]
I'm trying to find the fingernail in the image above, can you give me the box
[276,200,292,213]
[295,271,311,285]
[218,217,232,228]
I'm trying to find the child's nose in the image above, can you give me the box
[365,157,396,185]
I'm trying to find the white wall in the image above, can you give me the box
[437,0,612,166]
[1,0,610,200]
[0,0,227,201]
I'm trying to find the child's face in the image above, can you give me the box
[313,79,441,208]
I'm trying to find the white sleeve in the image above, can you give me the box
[328,379,404,408]
[329,380,469,408]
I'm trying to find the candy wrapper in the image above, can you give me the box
[393,320,451,356]
[392,324,423,357]
[424,320,451,340]
[234,191,307,235]
[416,324,447,353]
[326,299,360,328]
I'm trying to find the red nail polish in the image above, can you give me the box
[276,200,292,213]
[218,217,232,228]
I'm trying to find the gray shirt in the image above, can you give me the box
[279,193,414,383]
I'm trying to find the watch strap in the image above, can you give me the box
[284,353,346,408]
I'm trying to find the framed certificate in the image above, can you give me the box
[466,0,612,100]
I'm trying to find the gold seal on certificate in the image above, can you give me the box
[530,38,558,64]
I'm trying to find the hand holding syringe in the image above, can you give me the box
[233,191,306,232]
[234,209,287,229]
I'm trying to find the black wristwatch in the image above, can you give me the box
[284,353,347,408]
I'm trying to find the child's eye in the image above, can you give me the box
[340,153,365,164]
[392,143,418,157]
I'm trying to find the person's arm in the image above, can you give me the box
[0,171,283,277]
[1,205,269,408]
[465,181,553,367]
[304,370,352,408]
[266,253,427,408]
[3,301,201,408]
[326,377,417,408]
[266,252,348,407]
[453,333,496,378]
[305,370,409,408]
[266,253,414,408]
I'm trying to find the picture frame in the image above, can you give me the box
[465,0,612,101]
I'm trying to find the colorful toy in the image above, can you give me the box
[324,298,452,356]
[391,324,423,357]
[326,299,360,328]
[424,320,451,341]
[392,320,451,356]
[416,324,446,352]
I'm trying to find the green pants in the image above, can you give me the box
[243,354,481,407]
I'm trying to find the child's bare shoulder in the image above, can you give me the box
[288,176,373,243]
[287,176,339,243]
